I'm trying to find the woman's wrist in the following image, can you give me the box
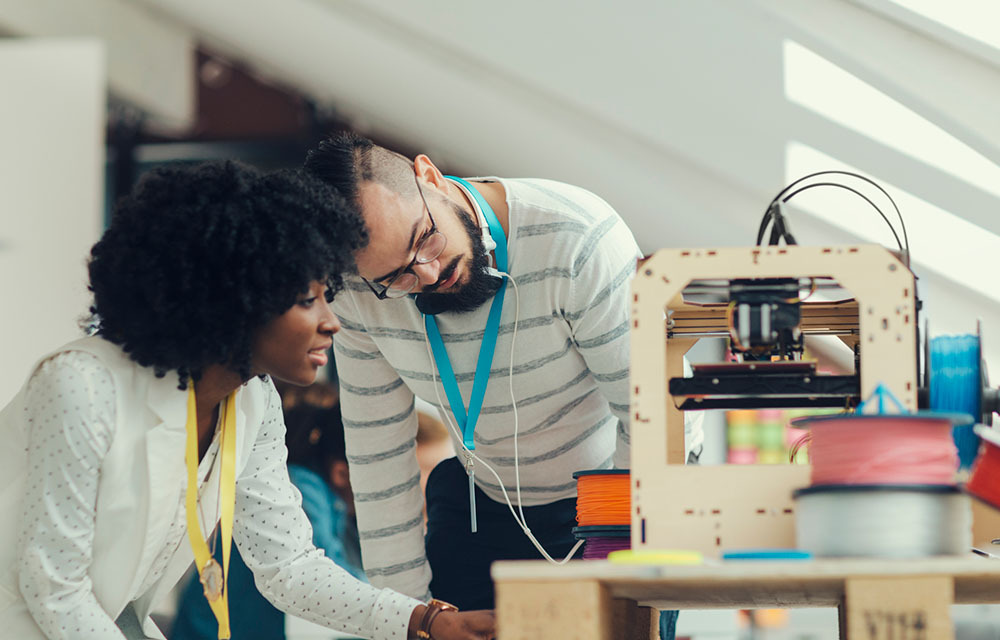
[427,606,456,638]
[409,604,428,639]
[413,598,459,639]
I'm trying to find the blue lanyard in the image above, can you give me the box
[424,176,508,452]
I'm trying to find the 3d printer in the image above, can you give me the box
[628,172,999,557]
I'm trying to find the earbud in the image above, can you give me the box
[481,227,497,254]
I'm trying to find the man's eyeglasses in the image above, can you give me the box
[363,173,447,300]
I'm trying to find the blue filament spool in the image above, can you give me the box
[929,334,982,469]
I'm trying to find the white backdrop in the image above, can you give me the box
[0,38,105,406]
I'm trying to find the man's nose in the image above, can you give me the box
[410,260,441,286]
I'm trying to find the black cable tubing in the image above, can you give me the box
[756,170,911,267]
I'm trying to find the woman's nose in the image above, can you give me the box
[320,305,342,334]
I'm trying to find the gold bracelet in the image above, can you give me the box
[416,598,459,639]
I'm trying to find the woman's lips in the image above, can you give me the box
[308,349,329,367]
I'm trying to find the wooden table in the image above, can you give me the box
[492,556,1000,639]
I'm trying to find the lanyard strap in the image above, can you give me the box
[184,386,237,639]
[424,177,508,451]
[448,176,508,273]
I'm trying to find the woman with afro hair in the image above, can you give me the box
[0,161,494,640]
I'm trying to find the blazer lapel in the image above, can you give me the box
[124,374,188,600]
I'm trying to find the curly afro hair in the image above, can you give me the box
[87,160,367,387]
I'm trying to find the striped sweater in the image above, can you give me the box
[332,177,702,600]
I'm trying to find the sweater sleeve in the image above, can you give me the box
[565,209,704,465]
[16,352,126,639]
[233,382,420,640]
[564,213,641,469]
[331,288,431,601]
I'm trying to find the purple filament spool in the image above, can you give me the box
[583,536,631,560]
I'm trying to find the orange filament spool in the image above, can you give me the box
[574,469,631,527]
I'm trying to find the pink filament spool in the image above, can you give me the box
[802,415,958,486]
[727,448,757,465]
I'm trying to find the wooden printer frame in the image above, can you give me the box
[628,244,919,556]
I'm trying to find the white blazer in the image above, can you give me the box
[0,337,419,640]
[0,337,272,638]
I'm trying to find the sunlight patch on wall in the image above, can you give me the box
[784,142,1000,305]
[783,40,1000,201]
[887,0,1000,52]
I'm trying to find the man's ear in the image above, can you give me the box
[414,154,448,192]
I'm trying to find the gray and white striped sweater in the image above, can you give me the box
[331,177,702,600]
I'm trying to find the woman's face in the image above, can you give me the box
[251,281,340,386]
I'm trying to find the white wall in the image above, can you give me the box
[0,39,105,406]
[0,0,194,129]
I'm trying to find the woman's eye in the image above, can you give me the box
[298,296,317,307]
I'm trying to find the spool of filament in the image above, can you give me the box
[727,447,757,465]
[794,484,971,558]
[757,410,786,451]
[965,425,1000,509]
[573,525,630,560]
[930,334,983,468]
[727,410,757,449]
[794,413,963,486]
[574,469,630,527]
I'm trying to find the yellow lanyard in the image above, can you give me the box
[183,386,237,639]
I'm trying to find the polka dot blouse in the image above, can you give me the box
[15,351,421,639]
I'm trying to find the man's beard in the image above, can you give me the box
[414,202,502,315]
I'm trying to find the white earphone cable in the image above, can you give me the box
[422,272,583,564]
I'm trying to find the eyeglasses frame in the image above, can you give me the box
[361,171,446,300]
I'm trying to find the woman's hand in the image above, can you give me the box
[430,609,495,640]
[408,605,495,639]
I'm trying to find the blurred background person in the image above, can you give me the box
[414,402,455,522]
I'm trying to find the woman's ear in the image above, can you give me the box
[414,154,448,191]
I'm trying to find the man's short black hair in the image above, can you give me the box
[87,160,367,386]
[303,131,415,208]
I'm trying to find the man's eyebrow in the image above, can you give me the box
[372,218,422,283]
